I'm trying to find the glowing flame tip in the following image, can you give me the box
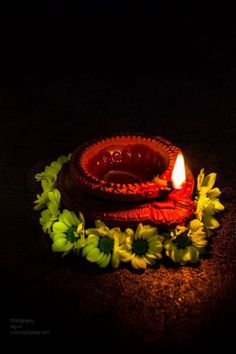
[172,154,186,189]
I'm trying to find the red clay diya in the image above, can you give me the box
[57,134,196,227]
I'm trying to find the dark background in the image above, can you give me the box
[1,2,236,351]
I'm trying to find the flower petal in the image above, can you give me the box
[40,209,51,222]
[52,239,67,252]
[82,244,96,257]
[86,248,102,262]
[95,220,106,228]
[140,226,158,239]
[175,225,188,235]
[98,253,111,268]
[48,189,61,205]
[131,256,147,269]
[53,222,69,233]
[52,233,66,241]
[125,228,135,238]
[118,249,133,262]
[182,247,191,262]
[191,235,208,248]
[125,236,133,250]
[213,199,225,211]
[144,255,156,265]
[202,172,217,191]
[86,234,99,245]
[189,246,199,264]
[79,212,85,225]
[197,168,205,191]
[77,222,84,234]
[164,240,172,250]
[61,209,76,227]
[172,248,182,263]
[189,219,202,233]
[207,187,222,198]
[62,243,74,256]
[146,252,158,259]
[48,201,59,215]
[203,215,220,229]
[111,252,120,269]
[142,255,152,265]
[135,223,143,239]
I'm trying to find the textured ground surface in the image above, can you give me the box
[1,6,236,352]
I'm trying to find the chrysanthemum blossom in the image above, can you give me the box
[164,219,208,265]
[118,223,163,270]
[34,154,71,210]
[195,169,224,232]
[51,209,85,256]
[82,220,124,268]
[39,189,61,234]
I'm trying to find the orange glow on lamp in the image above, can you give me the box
[171,154,186,189]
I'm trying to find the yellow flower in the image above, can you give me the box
[118,224,163,270]
[34,178,54,210]
[34,154,71,210]
[164,219,207,265]
[51,209,85,256]
[82,221,124,268]
[35,155,70,182]
[195,169,224,231]
[39,189,61,233]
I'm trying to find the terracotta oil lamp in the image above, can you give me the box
[57,134,195,227]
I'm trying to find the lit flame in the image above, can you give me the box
[171,154,186,189]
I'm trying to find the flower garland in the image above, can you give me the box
[34,154,225,269]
